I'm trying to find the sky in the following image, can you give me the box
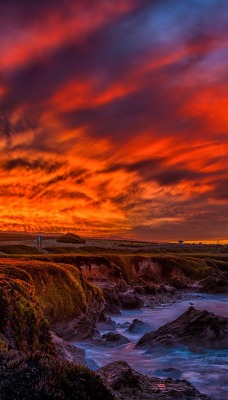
[0,0,227,241]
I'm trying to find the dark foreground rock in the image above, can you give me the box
[0,351,115,400]
[137,306,228,351]
[98,361,211,400]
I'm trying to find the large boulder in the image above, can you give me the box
[98,361,210,400]
[137,306,228,351]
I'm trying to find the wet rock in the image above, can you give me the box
[199,273,228,294]
[98,361,211,399]
[97,316,117,331]
[51,332,86,365]
[137,306,228,351]
[99,332,130,347]
[127,319,152,335]
[118,290,143,309]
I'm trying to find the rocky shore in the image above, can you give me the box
[0,250,227,399]
[98,361,211,400]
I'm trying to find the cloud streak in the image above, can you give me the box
[0,0,227,240]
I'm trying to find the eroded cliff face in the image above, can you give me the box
[0,254,226,351]
[0,259,105,343]
[0,254,224,400]
[50,254,227,315]
[0,265,55,354]
[0,259,116,399]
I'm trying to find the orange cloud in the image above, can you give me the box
[0,0,227,241]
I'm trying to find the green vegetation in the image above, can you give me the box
[0,351,115,400]
[0,268,55,354]
[19,261,88,322]
[0,258,104,325]
[0,239,226,399]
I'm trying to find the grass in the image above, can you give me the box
[0,260,88,322]
[0,267,55,354]
[0,245,42,254]
[0,258,105,324]
[44,246,87,254]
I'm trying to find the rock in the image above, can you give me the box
[199,273,228,294]
[118,290,143,309]
[53,282,105,341]
[0,351,115,400]
[127,319,152,335]
[170,277,188,289]
[96,282,121,313]
[51,332,86,365]
[99,332,130,347]
[97,315,117,331]
[56,232,85,244]
[137,306,228,351]
[98,361,211,399]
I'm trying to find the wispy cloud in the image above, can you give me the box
[0,0,227,240]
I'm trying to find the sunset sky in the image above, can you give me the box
[0,0,227,241]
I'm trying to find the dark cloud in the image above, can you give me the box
[40,190,91,201]
[209,180,228,201]
[103,158,206,186]
[0,115,12,145]
[3,157,63,173]
[131,204,228,241]
[0,0,227,239]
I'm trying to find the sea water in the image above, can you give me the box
[75,294,228,400]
